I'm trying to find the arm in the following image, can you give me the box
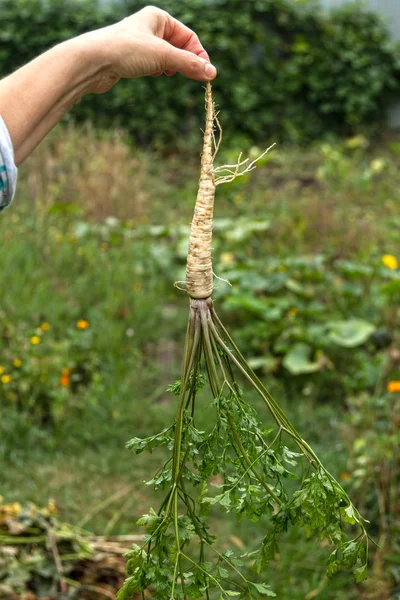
[0,6,217,166]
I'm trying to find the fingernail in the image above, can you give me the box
[205,63,217,79]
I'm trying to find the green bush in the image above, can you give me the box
[1,0,399,146]
[0,315,106,425]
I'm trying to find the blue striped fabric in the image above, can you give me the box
[0,163,9,211]
[0,115,17,212]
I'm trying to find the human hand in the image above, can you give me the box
[85,6,217,93]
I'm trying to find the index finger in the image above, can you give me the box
[163,14,210,62]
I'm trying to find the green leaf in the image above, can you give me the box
[185,583,204,598]
[354,564,368,583]
[343,504,358,525]
[225,591,241,597]
[252,582,277,596]
[225,218,270,242]
[282,343,322,375]
[327,319,375,347]
[116,576,140,600]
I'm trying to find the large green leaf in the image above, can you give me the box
[327,319,375,348]
[282,343,322,375]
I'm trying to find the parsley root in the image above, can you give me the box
[118,84,370,600]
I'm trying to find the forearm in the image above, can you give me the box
[0,37,107,165]
[0,7,216,169]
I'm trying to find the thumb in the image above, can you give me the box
[164,45,217,81]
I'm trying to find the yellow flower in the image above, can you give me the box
[40,322,50,331]
[1,375,11,384]
[1,502,22,516]
[47,498,57,514]
[220,252,235,266]
[13,359,22,368]
[387,381,400,393]
[30,336,41,345]
[0,366,4,375]
[340,472,351,481]
[370,158,385,174]
[345,134,368,150]
[76,319,90,330]
[382,254,398,270]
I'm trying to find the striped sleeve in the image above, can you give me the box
[0,115,18,212]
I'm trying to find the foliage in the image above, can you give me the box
[1,0,400,146]
[2,126,399,424]
[119,320,369,598]
[215,252,399,402]
[339,368,400,597]
[0,315,106,424]
[117,86,370,600]
[0,498,90,597]
[0,497,137,598]
[0,126,399,597]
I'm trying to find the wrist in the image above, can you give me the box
[77,29,121,94]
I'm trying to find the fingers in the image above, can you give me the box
[123,7,217,81]
[163,14,210,61]
[164,45,217,81]
[139,7,212,64]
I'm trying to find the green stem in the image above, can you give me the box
[226,411,282,505]
[209,310,319,465]
[181,552,225,594]
[172,310,201,484]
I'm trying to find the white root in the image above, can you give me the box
[184,83,275,299]
[185,83,216,299]
[214,143,276,186]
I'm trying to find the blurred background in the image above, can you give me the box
[0,0,399,598]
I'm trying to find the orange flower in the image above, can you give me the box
[76,320,89,330]
[340,472,351,481]
[387,381,400,393]
[60,375,70,387]
[40,322,50,331]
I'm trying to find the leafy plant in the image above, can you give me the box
[0,315,105,424]
[118,85,370,600]
[215,252,399,402]
[339,351,400,596]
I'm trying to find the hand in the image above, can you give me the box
[86,6,217,93]
[0,5,215,164]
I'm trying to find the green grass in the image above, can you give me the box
[1,126,399,599]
